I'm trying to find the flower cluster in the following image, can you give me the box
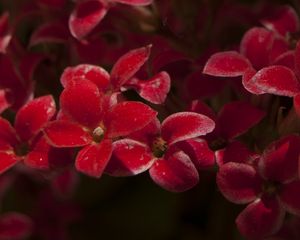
[1,0,300,239]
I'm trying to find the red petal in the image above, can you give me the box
[259,135,300,183]
[60,79,103,128]
[218,101,265,140]
[149,151,199,192]
[29,22,69,47]
[0,12,12,54]
[105,139,154,176]
[203,51,251,77]
[128,118,160,145]
[175,138,215,170]
[69,0,108,39]
[112,0,152,6]
[240,27,274,69]
[294,94,300,118]
[188,100,217,121]
[110,45,151,88]
[106,101,157,138]
[250,65,300,97]
[25,135,73,170]
[242,68,265,94]
[0,152,19,174]
[261,5,300,36]
[236,198,285,239]
[217,162,262,204]
[273,50,295,70]
[269,37,290,63]
[60,64,110,91]
[161,112,215,145]
[279,180,300,216]
[75,139,112,178]
[15,95,56,142]
[135,71,171,104]
[44,120,92,147]
[0,212,33,240]
[215,141,258,166]
[0,117,18,148]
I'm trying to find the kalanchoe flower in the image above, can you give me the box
[189,100,265,151]
[69,0,153,40]
[0,95,70,173]
[60,45,171,104]
[44,77,157,177]
[217,135,300,239]
[105,112,215,192]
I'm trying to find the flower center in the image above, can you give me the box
[262,181,280,196]
[210,137,227,151]
[15,142,29,157]
[151,137,167,158]
[92,126,105,143]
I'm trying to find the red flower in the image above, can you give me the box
[217,135,300,239]
[0,95,70,173]
[105,112,215,192]
[44,78,157,178]
[61,45,171,104]
[69,0,153,40]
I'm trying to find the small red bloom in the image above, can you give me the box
[217,135,300,239]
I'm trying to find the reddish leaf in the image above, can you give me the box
[110,45,151,88]
[240,27,274,69]
[149,151,199,192]
[69,0,108,39]
[261,5,299,36]
[161,112,215,145]
[60,80,103,128]
[279,180,300,216]
[203,51,251,77]
[60,64,110,90]
[75,139,112,178]
[217,162,262,204]
[218,101,265,139]
[134,71,171,104]
[105,139,154,176]
[44,120,92,147]
[0,212,33,240]
[112,0,152,6]
[236,198,285,239]
[249,65,300,97]
[106,101,157,138]
[15,95,56,142]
